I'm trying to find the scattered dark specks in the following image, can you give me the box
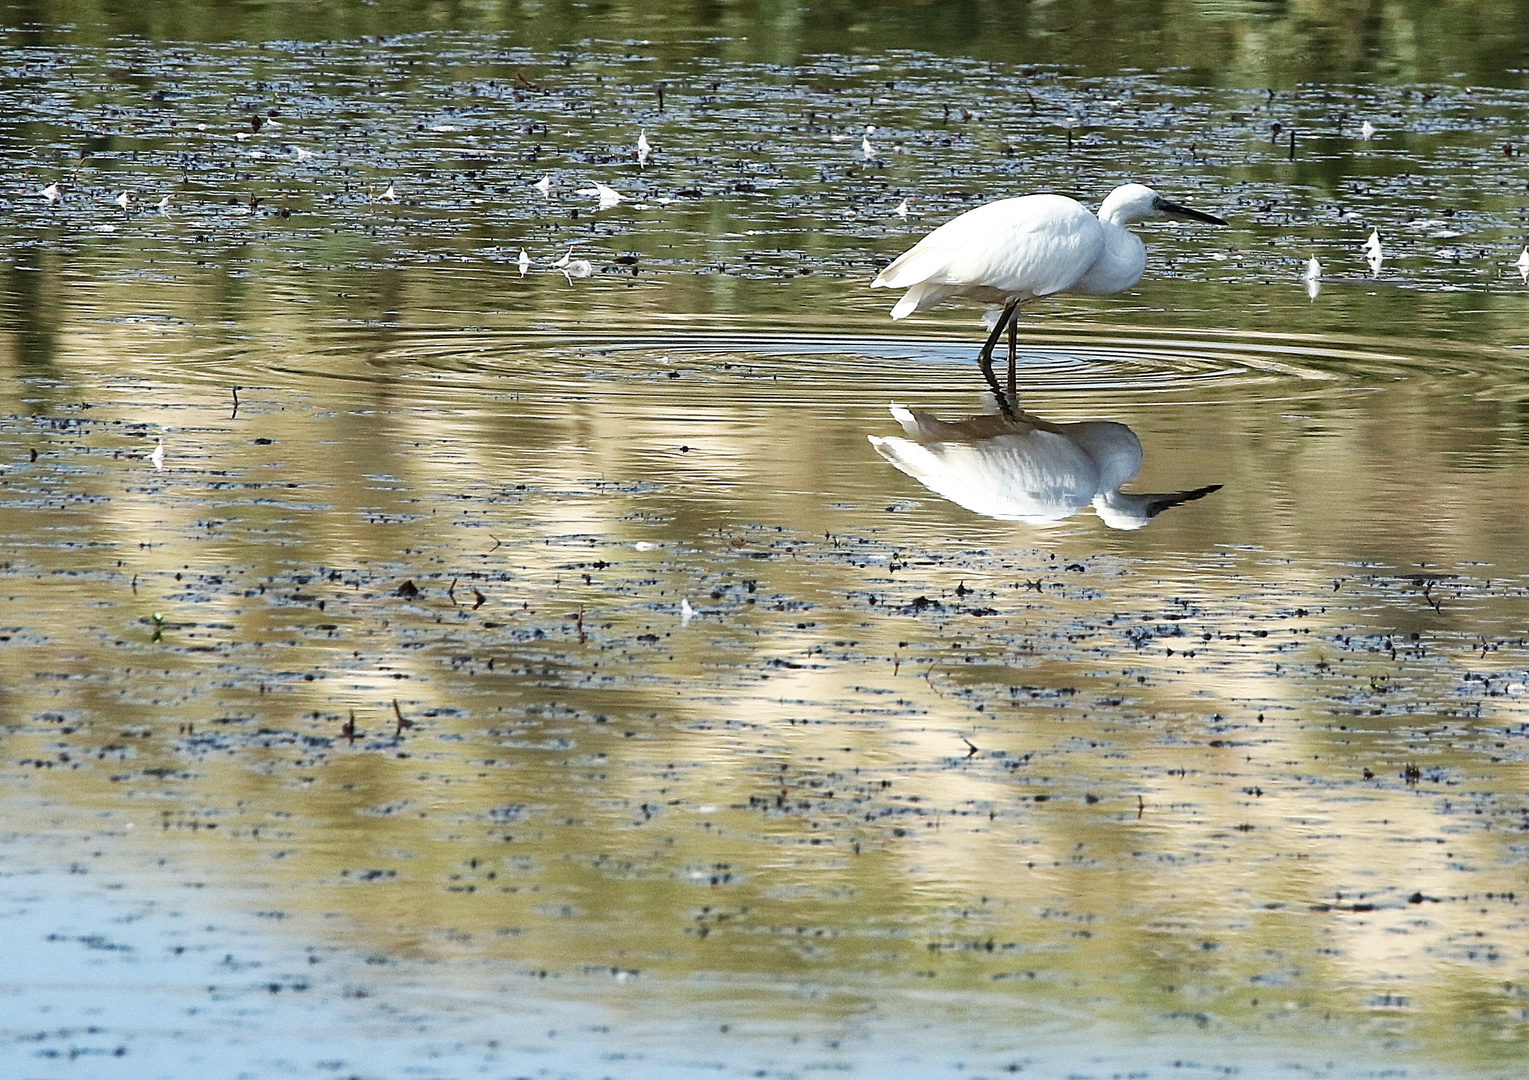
[342,868,397,881]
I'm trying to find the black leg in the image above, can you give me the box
[1006,314,1019,409]
[976,300,1019,418]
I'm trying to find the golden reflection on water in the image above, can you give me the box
[3,308,1528,1071]
[5,11,1529,1073]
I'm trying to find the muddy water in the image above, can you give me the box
[4,8,1529,1080]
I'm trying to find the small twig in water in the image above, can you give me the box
[393,699,414,737]
[230,385,240,419]
[961,736,979,758]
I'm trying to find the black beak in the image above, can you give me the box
[1157,199,1228,226]
[1145,483,1223,518]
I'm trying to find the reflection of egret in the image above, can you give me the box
[868,404,1221,530]
[1363,228,1383,275]
[555,248,593,282]
[871,184,1226,415]
[579,181,625,210]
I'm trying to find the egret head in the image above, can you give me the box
[1093,483,1224,530]
[1099,183,1227,227]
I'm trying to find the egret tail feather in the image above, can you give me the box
[889,282,951,319]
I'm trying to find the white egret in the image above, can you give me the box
[518,248,531,277]
[578,180,625,210]
[1360,119,1376,140]
[895,197,911,218]
[40,183,60,204]
[637,129,652,168]
[555,248,594,282]
[115,190,131,211]
[1515,247,1527,284]
[534,173,552,196]
[156,194,172,213]
[379,183,398,203]
[871,183,1226,413]
[869,404,1220,529]
[149,439,165,470]
[862,126,877,161]
[1304,256,1322,301]
[1363,228,1383,275]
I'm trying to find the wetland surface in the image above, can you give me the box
[3,3,1529,1078]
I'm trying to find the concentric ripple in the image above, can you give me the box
[182,323,1527,417]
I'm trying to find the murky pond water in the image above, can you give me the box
[3,4,1529,1078]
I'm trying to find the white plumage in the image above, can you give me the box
[871,183,1225,412]
[869,404,1220,530]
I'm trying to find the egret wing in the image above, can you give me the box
[868,429,1099,524]
[873,195,1104,300]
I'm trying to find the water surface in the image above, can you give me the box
[3,6,1529,1078]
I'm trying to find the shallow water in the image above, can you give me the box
[3,5,1529,1079]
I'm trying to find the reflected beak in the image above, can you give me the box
[1143,483,1224,517]
[1157,199,1228,226]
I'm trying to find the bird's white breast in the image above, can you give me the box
[1066,221,1147,296]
